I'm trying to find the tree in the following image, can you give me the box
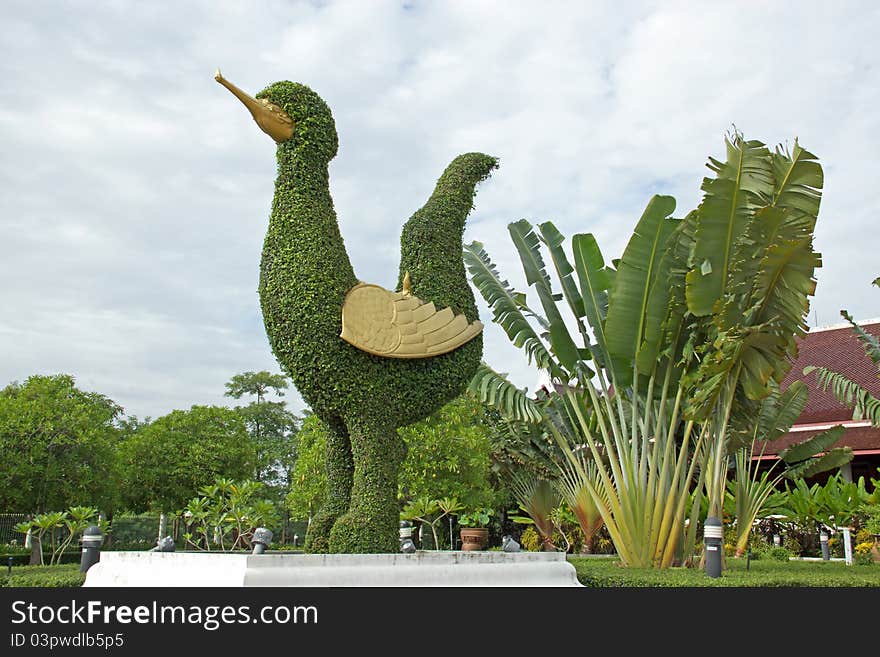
[118,405,254,514]
[285,413,329,524]
[0,374,121,514]
[224,371,300,494]
[397,395,497,513]
[465,133,843,568]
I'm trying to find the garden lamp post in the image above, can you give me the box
[80,525,103,574]
[252,528,273,555]
[704,517,723,578]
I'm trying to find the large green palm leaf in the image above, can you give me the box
[604,194,677,384]
[467,362,543,423]
[686,135,774,317]
[464,240,561,377]
[804,366,880,426]
[508,220,580,375]
[571,233,614,365]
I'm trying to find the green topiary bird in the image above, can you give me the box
[216,71,497,553]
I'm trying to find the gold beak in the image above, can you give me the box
[215,69,294,143]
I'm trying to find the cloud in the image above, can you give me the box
[1,0,878,419]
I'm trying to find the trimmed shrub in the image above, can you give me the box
[253,80,496,553]
[0,564,84,587]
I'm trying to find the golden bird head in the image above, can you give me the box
[215,69,294,143]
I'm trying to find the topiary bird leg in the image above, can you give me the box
[304,416,353,553]
[328,412,406,553]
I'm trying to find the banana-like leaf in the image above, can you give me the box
[509,220,581,374]
[771,140,823,221]
[605,195,677,382]
[805,366,880,426]
[467,362,543,423]
[636,214,691,373]
[686,135,774,317]
[778,424,846,465]
[688,235,820,419]
[572,233,612,358]
[538,221,586,320]
[464,241,561,377]
[784,447,854,480]
[840,309,880,366]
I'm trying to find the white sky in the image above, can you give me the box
[1,1,878,420]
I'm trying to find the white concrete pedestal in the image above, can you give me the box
[84,550,581,587]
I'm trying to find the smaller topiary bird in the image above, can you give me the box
[217,71,497,553]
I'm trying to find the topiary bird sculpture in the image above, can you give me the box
[216,71,497,553]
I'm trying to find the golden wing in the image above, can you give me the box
[340,283,483,359]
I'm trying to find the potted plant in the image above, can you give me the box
[458,508,493,551]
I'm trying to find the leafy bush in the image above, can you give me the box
[13,507,105,566]
[863,505,880,535]
[769,546,793,562]
[177,478,279,551]
[1,552,80,567]
[854,542,875,566]
[783,535,802,556]
[0,564,84,588]
[520,526,541,552]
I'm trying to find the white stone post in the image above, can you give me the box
[840,462,854,565]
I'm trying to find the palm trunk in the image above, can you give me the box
[27,528,42,566]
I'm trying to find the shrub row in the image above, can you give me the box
[0,564,85,588]
[1,552,81,567]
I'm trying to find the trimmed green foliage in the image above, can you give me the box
[1,552,80,567]
[0,564,85,588]
[253,80,495,552]
[569,557,879,587]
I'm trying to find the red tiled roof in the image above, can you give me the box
[780,320,880,425]
[759,423,880,457]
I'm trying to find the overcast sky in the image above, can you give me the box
[2,1,878,420]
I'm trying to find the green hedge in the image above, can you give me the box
[1,552,81,567]
[0,564,84,588]
[569,556,879,587]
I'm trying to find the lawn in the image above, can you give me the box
[2,558,878,587]
[568,556,880,587]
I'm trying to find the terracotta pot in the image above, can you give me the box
[460,528,488,551]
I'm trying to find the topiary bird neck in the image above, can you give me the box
[259,139,356,383]
[397,152,498,319]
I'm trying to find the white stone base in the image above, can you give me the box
[84,550,581,587]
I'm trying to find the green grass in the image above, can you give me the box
[568,556,880,587]
[3,557,877,588]
[0,563,85,587]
